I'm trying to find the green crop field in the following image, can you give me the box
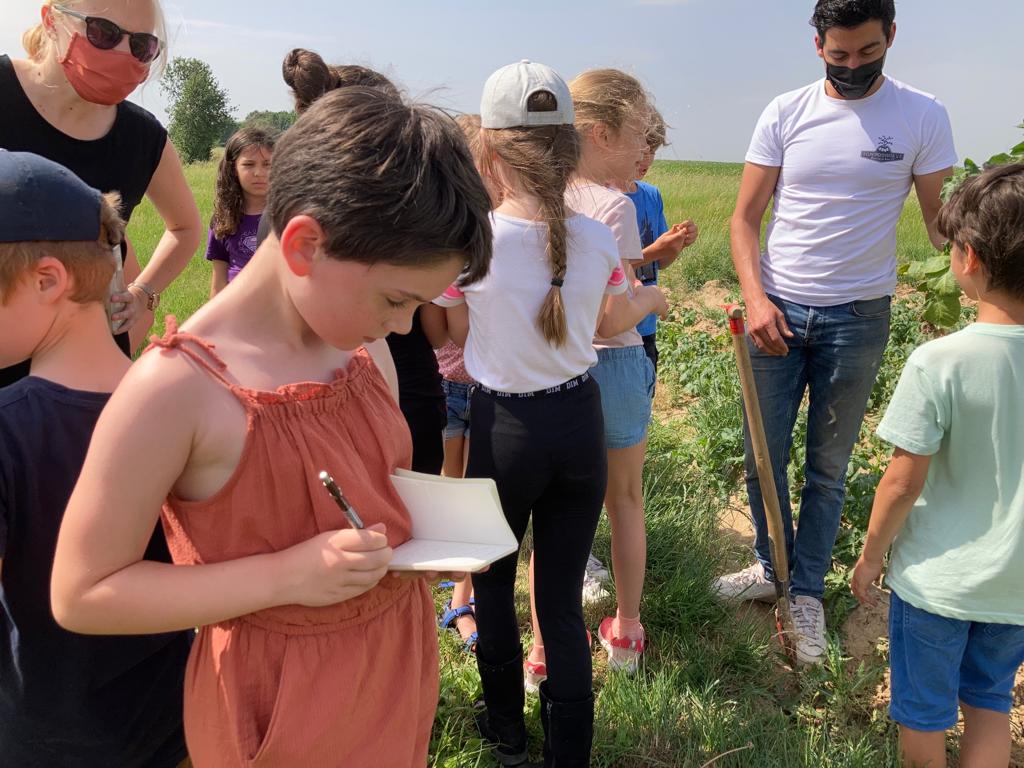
[126,161,1019,767]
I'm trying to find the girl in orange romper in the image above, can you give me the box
[51,87,493,767]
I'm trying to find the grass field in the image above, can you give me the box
[127,159,934,330]
[126,161,1020,767]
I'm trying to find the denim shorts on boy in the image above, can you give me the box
[888,591,1024,731]
[442,378,472,440]
[589,346,655,450]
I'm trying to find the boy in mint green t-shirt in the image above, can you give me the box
[852,162,1024,768]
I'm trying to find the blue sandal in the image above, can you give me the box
[439,599,478,654]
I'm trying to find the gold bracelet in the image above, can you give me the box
[127,281,160,311]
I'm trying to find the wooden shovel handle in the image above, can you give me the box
[726,306,797,651]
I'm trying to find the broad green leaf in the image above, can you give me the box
[923,293,961,327]
[931,268,961,296]
[921,255,951,275]
[904,262,924,280]
[1011,141,1024,155]
[964,158,981,174]
[986,152,1012,167]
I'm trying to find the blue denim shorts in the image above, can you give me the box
[588,345,655,450]
[442,379,472,440]
[889,591,1024,731]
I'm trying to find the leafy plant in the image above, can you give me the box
[900,120,1024,327]
[160,57,235,164]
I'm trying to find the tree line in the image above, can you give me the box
[160,56,296,164]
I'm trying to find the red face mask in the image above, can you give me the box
[59,33,150,106]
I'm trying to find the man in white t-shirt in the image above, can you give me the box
[715,0,957,666]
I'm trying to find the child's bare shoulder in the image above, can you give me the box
[116,340,231,421]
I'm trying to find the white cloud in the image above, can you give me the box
[172,17,329,44]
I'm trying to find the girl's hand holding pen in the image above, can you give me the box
[278,523,393,607]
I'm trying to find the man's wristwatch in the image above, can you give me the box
[128,281,160,311]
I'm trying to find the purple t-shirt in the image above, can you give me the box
[204,213,262,282]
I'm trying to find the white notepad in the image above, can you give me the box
[388,469,518,572]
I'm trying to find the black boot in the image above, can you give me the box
[538,681,594,768]
[539,680,552,765]
[475,651,533,766]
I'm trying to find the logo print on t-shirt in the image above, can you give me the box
[242,234,258,254]
[861,135,905,163]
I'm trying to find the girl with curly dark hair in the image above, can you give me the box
[205,126,276,296]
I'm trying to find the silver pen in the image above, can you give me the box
[318,470,365,530]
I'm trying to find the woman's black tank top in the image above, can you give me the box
[0,54,167,386]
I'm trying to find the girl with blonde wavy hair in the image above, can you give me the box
[563,68,669,676]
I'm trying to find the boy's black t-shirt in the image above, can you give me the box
[385,308,444,402]
[0,377,189,768]
[0,54,167,388]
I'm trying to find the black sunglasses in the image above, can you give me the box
[54,5,161,64]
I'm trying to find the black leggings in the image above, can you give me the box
[468,376,607,703]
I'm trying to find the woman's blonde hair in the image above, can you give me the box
[479,92,580,347]
[23,0,168,74]
[568,68,651,139]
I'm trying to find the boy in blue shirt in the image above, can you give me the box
[0,152,189,767]
[623,108,698,370]
[852,163,1024,768]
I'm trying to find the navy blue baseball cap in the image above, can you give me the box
[0,150,103,243]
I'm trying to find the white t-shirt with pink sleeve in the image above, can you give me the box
[435,211,626,393]
[565,181,645,349]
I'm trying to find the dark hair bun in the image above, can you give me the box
[282,48,337,113]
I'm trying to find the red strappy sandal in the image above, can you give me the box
[598,617,645,674]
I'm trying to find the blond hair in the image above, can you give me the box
[479,93,580,346]
[568,68,651,139]
[23,0,168,74]
[455,114,482,162]
[646,107,668,152]
[0,192,125,304]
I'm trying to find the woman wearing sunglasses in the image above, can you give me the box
[0,0,201,388]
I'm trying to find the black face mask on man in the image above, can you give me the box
[825,53,886,99]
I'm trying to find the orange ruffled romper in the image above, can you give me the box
[150,322,439,767]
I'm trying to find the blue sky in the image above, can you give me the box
[4,0,1022,163]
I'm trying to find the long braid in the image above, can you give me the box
[535,129,574,346]
[481,99,580,346]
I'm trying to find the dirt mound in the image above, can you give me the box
[842,593,889,662]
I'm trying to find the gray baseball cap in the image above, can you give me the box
[480,60,574,130]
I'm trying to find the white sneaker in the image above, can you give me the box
[582,574,611,605]
[585,553,610,583]
[712,563,777,602]
[790,595,827,666]
[582,554,611,605]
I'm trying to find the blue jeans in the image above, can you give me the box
[442,379,472,440]
[744,294,891,599]
[888,591,1024,731]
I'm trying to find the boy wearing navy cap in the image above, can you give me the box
[0,151,189,767]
